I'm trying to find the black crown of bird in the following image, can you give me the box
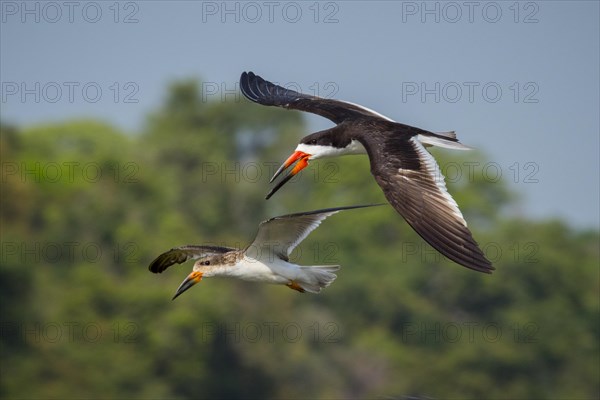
[148,71,493,299]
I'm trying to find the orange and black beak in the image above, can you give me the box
[172,271,203,300]
[266,151,311,199]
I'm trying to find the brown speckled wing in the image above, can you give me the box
[148,245,235,273]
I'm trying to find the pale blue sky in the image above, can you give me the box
[2,1,598,228]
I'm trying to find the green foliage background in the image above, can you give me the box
[1,80,598,399]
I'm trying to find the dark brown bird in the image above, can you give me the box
[240,71,493,273]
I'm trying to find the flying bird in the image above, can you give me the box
[149,205,379,299]
[240,71,493,273]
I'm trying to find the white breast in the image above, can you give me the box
[233,256,301,284]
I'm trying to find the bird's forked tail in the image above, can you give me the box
[292,265,340,293]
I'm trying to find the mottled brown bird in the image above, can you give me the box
[149,205,380,299]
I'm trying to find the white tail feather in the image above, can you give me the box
[435,131,457,140]
[417,134,473,150]
[297,265,340,293]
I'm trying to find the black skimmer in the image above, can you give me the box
[240,71,493,273]
[149,205,380,299]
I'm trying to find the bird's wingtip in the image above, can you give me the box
[240,71,255,80]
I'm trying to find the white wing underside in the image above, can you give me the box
[405,137,468,226]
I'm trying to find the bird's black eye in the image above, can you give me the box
[309,139,317,145]
[201,260,210,266]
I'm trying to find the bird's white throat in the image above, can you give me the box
[296,140,367,160]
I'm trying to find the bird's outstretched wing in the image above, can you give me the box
[361,134,494,273]
[149,245,236,273]
[240,71,392,124]
[249,205,383,260]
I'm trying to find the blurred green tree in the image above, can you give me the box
[0,80,597,399]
